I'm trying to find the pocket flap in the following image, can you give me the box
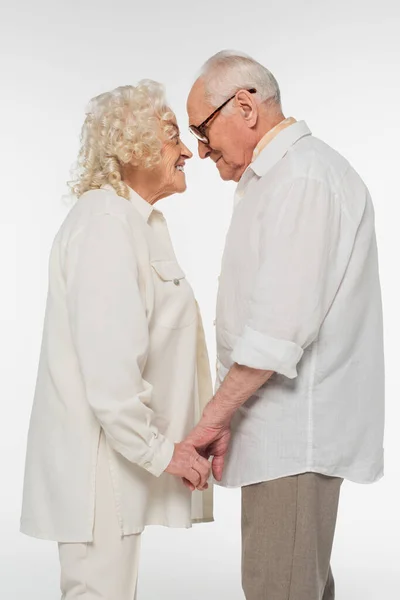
[151,260,186,282]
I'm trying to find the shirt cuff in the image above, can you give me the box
[231,325,304,379]
[140,433,175,477]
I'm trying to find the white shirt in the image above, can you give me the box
[216,120,385,488]
[21,185,213,542]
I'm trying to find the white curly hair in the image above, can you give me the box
[68,80,175,200]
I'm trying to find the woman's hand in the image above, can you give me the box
[165,441,211,491]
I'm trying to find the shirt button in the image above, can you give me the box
[173,279,180,286]
[144,461,152,469]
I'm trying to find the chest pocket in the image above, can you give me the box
[151,260,197,329]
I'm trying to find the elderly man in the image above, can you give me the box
[185,51,385,600]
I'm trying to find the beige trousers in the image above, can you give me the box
[58,433,141,599]
[242,473,342,600]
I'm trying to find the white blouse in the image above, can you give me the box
[216,121,385,488]
[20,185,213,542]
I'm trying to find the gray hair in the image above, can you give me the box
[199,50,281,109]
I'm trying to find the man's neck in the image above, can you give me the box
[236,112,288,182]
[254,112,286,148]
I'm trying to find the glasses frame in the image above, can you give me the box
[189,88,257,144]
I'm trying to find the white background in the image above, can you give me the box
[2,0,400,598]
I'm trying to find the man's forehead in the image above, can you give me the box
[187,78,213,122]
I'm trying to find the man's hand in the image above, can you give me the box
[181,402,232,490]
[165,441,211,491]
[185,422,231,482]
[180,364,273,491]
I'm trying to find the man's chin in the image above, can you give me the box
[216,164,231,181]
[219,171,234,182]
[218,169,241,182]
[216,160,241,182]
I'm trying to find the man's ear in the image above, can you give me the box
[235,90,258,128]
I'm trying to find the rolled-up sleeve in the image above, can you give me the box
[232,177,355,378]
[67,213,174,476]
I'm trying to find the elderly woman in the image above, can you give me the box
[20,80,213,599]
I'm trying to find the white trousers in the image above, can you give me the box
[58,432,141,599]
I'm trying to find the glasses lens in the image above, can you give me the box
[189,126,208,144]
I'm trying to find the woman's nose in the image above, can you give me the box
[181,142,193,160]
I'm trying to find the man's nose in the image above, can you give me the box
[198,140,211,160]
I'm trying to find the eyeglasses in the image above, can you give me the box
[189,88,257,145]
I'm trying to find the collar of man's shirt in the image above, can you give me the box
[251,117,297,161]
[234,119,312,206]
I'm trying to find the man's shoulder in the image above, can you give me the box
[288,135,350,179]
[266,134,367,196]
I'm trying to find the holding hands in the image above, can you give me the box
[165,403,232,492]
[183,420,231,490]
[165,440,212,491]
[170,398,232,491]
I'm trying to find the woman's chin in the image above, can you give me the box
[174,177,187,194]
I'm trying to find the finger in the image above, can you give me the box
[182,477,195,491]
[212,454,225,481]
[183,476,208,492]
[190,452,211,482]
[185,468,203,488]
[196,482,209,491]
[186,468,201,488]
[192,454,212,473]
[183,473,209,491]
[198,448,211,459]
[194,459,211,489]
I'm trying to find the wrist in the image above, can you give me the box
[202,396,233,429]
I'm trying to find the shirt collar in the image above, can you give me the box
[250,120,312,177]
[252,117,297,161]
[101,184,158,223]
[127,186,157,223]
[233,120,311,208]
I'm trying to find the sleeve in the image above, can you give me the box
[66,213,174,476]
[231,177,355,379]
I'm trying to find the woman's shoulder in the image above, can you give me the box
[50,188,120,250]
[56,186,148,253]
[77,186,132,218]
[63,186,141,234]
